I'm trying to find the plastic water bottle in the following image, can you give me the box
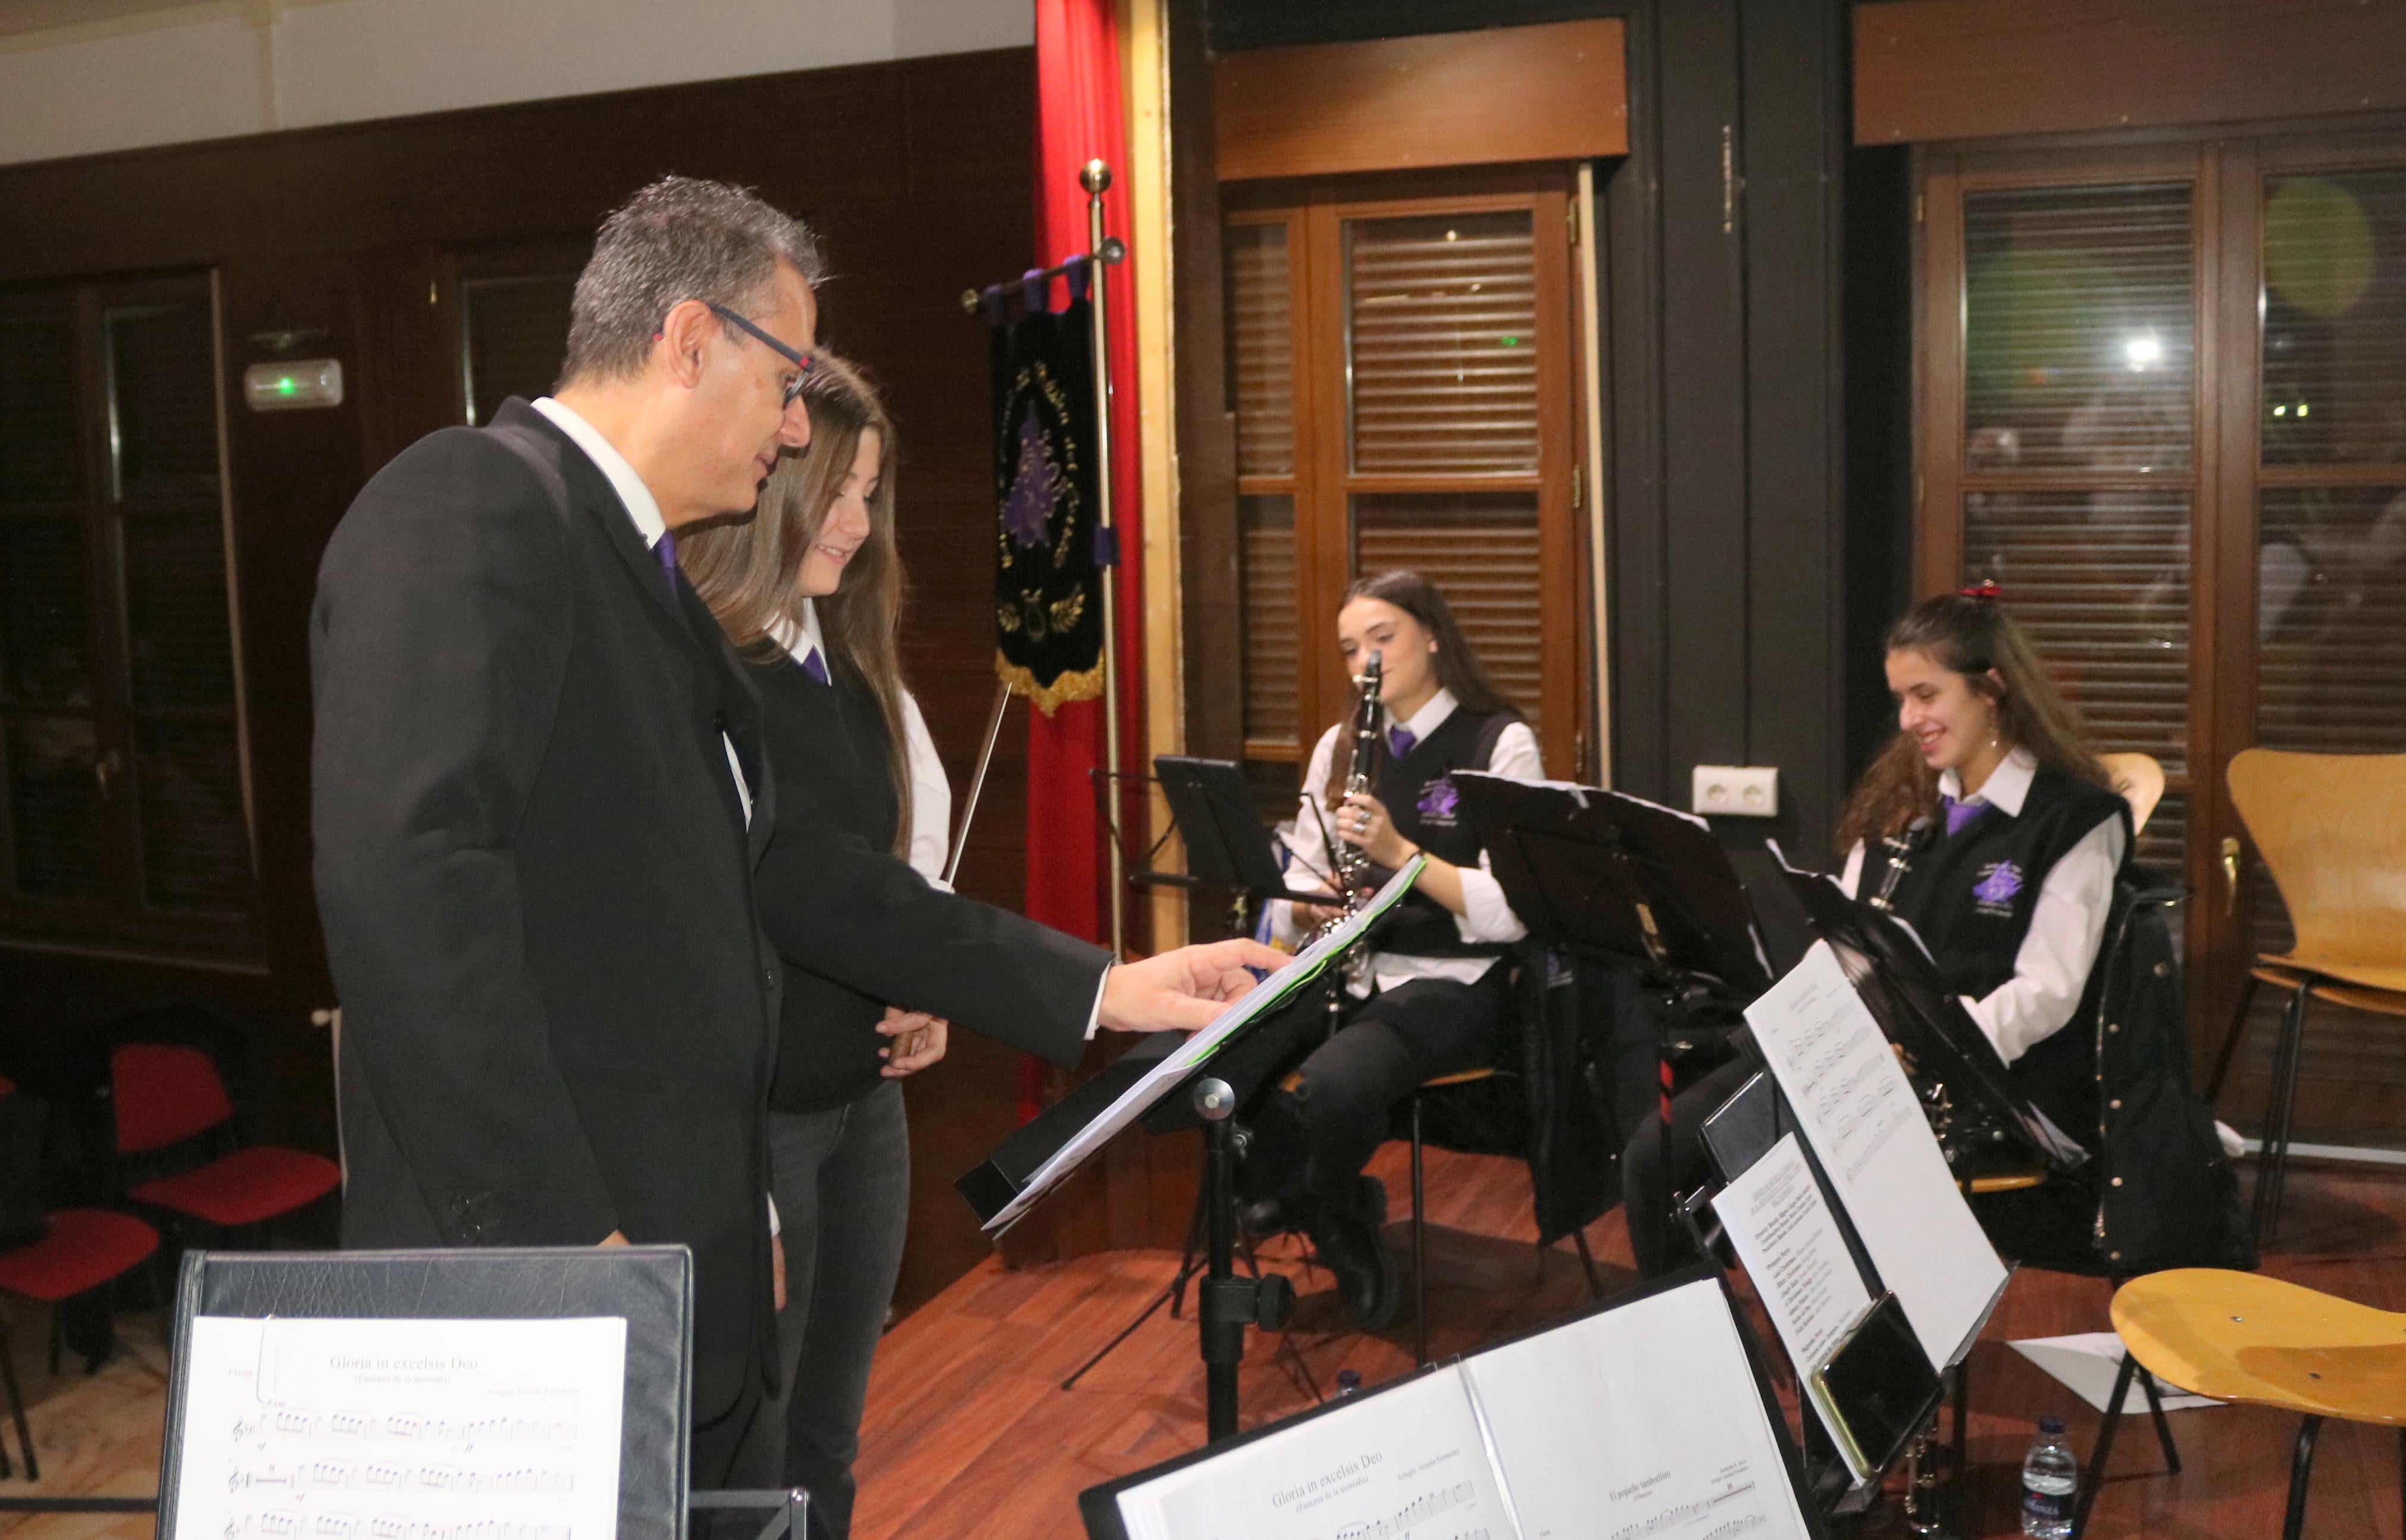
[1334,1369,1363,1398]
[2021,1415,2078,1538]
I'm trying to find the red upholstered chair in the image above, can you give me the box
[0,1074,162,1482]
[109,1042,340,1238]
[0,1209,159,1481]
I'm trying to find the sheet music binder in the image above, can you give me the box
[157,1246,693,1540]
[1451,772,1772,994]
[1078,1269,1828,1540]
[960,859,1426,1235]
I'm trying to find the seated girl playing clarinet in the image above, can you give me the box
[1242,570,1543,1329]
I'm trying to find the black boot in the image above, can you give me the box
[1309,1176,1398,1332]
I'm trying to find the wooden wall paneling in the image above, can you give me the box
[1654,0,1749,806]
[1855,0,2406,148]
[1213,18,1629,184]
[1911,152,1964,600]
[0,45,1042,1286]
[1738,0,1850,862]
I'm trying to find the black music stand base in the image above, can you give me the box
[1193,1078,1291,1445]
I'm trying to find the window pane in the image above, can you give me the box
[5,716,105,900]
[1964,183,2192,474]
[1963,488,2190,772]
[464,274,577,428]
[0,315,80,506]
[1347,211,1538,476]
[123,509,236,710]
[107,298,220,500]
[1354,492,1543,737]
[133,715,249,914]
[1227,225,1293,479]
[0,515,91,710]
[2255,485,2406,753]
[2261,170,2406,467]
[1238,494,1297,747]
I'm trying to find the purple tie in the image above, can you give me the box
[653,531,678,600]
[1390,725,1416,759]
[1941,794,1984,837]
[800,646,831,686]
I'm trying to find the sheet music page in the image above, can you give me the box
[1712,1132,1873,1382]
[1112,1365,1519,1540]
[170,1316,626,1540]
[1462,1278,1811,1540]
[1745,943,2006,1367]
[985,857,1425,1234]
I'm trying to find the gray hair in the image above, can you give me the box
[558,176,826,386]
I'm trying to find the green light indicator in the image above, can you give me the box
[1499,336,1522,348]
[277,377,299,395]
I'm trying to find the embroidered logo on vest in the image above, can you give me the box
[1972,860,2025,916]
[1417,776,1461,825]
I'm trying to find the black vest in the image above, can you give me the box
[752,652,906,1112]
[1879,766,2130,1135]
[1362,705,1519,958]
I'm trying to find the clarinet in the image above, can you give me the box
[1324,652,1384,925]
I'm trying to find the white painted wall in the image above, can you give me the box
[0,0,1032,167]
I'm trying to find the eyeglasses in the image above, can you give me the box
[705,302,814,407]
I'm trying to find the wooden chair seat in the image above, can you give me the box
[2254,957,2406,1006]
[1421,1066,1498,1091]
[2113,1270,2406,1426]
[1963,1170,2048,1195]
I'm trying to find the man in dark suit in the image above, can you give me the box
[310,177,1282,1488]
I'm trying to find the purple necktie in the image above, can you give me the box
[800,646,831,686]
[653,531,678,600]
[1390,725,1416,759]
[1941,794,1984,837]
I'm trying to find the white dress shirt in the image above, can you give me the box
[531,396,755,825]
[768,600,953,886]
[1837,747,2125,1065]
[1269,688,1543,994]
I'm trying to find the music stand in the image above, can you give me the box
[957,860,1426,1444]
[1153,757,1329,905]
[1451,773,1772,997]
[1775,863,2087,1176]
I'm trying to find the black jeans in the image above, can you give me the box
[1247,970,1512,1225]
[727,1080,912,1540]
[1620,1054,1755,1279]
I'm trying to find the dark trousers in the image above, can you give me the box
[1249,971,1511,1223]
[1620,1054,1755,1278]
[726,1081,912,1540]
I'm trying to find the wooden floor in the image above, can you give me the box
[5,1147,2402,1539]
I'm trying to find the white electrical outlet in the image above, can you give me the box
[1692,765,1779,818]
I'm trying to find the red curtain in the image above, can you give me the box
[1024,0,1143,1118]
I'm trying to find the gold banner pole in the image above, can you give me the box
[1081,157,1128,961]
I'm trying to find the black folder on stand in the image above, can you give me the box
[1451,772,1773,996]
[1773,860,2087,1175]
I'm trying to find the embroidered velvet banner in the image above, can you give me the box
[989,290,1106,715]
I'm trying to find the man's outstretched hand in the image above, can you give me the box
[1099,938,1291,1033]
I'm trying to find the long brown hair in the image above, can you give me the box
[681,353,915,852]
[1319,569,1525,810]
[1835,592,2111,850]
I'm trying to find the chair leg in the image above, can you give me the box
[1571,1228,1604,1302]
[2283,1416,2323,1540]
[2135,1362,2181,1473]
[2202,972,2260,1104]
[2254,983,2313,1247]
[0,1306,34,1482]
[1411,1095,1429,1370]
[1948,1359,1970,1538]
[2072,1353,2138,1540]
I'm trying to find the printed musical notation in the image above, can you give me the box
[1329,1478,1476,1539]
[223,1517,571,1540]
[171,1317,625,1540]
